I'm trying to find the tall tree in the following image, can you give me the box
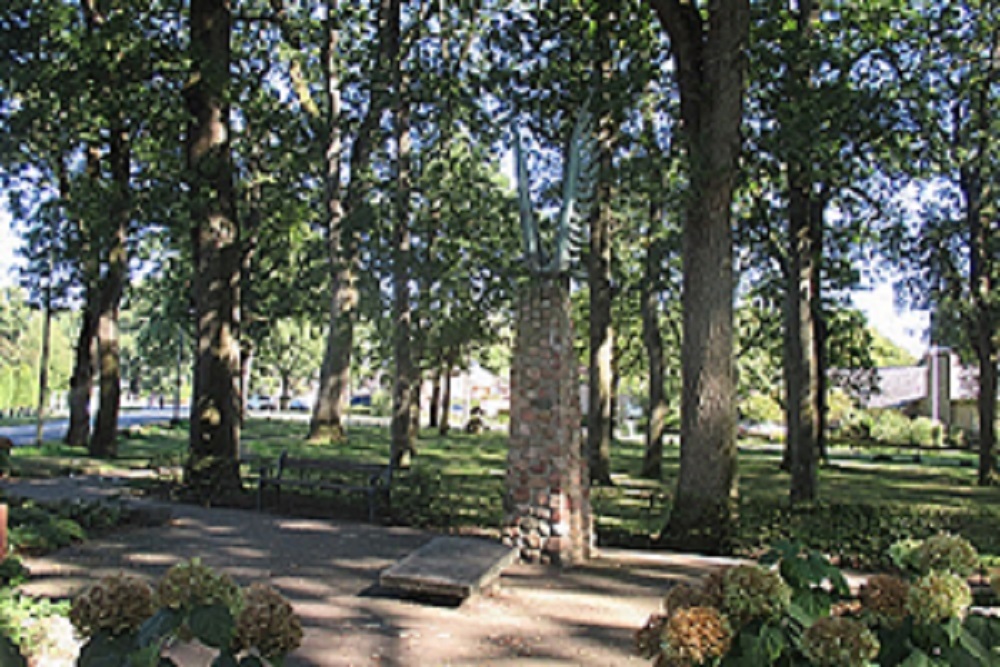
[387,0,417,466]
[184,0,242,498]
[903,1,998,486]
[780,0,821,503]
[586,0,616,486]
[646,0,749,551]
[309,0,393,442]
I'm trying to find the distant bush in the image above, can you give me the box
[734,500,1000,570]
[740,391,783,426]
[869,411,912,445]
[909,416,944,447]
[837,410,946,448]
[370,390,392,417]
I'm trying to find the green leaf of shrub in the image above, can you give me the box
[958,623,1000,666]
[0,634,26,667]
[137,609,183,648]
[210,651,239,667]
[128,644,162,667]
[78,634,136,667]
[189,604,234,649]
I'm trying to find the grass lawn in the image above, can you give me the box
[9,418,1000,567]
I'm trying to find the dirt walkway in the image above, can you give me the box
[4,475,737,666]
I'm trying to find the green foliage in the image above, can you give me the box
[0,588,69,662]
[839,410,946,448]
[9,504,86,554]
[0,558,27,588]
[639,540,1000,666]
[740,391,784,426]
[7,498,138,555]
[71,562,302,667]
[870,411,915,446]
[735,501,1000,571]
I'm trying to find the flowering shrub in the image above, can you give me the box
[800,616,879,667]
[660,606,732,666]
[858,574,909,627]
[991,569,1000,598]
[70,560,302,667]
[233,583,304,661]
[913,533,980,577]
[69,574,154,638]
[906,571,972,624]
[637,538,999,666]
[155,558,241,613]
[719,564,791,627]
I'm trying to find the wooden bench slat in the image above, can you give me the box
[257,450,393,522]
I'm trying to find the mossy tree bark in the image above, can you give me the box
[184,0,242,499]
[647,0,749,552]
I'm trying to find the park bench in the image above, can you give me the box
[257,450,393,522]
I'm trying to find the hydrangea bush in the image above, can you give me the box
[70,559,302,667]
[637,536,1000,666]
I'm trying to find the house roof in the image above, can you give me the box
[866,366,926,409]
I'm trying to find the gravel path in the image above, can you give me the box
[3,474,736,666]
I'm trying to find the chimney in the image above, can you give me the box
[927,347,952,426]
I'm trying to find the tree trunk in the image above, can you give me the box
[65,300,98,446]
[813,248,829,463]
[429,365,441,429]
[641,212,667,480]
[184,0,242,498]
[587,5,615,485]
[785,177,819,503]
[648,0,748,553]
[782,0,822,504]
[976,340,998,485]
[965,164,998,485]
[61,144,100,448]
[34,290,52,447]
[90,123,129,459]
[389,0,415,467]
[439,353,453,435]
[310,0,391,442]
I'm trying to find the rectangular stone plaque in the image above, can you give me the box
[379,536,518,600]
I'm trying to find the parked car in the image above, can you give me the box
[247,395,277,411]
[289,396,313,411]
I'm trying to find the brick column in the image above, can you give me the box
[503,278,592,565]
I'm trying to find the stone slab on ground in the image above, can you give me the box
[380,535,518,600]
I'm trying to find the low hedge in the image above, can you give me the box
[733,499,1000,569]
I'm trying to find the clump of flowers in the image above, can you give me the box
[664,582,719,614]
[801,616,880,667]
[69,574,154,638]
[906,571,973,624]
[915,533,980,577]
[720,565,791,626]
[155,558,241,613]
[232,583,303,661]
[889,538,924,573]
[660,606,732,666]
[859,574,910,627]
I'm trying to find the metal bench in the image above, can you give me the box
[257,450,393,522]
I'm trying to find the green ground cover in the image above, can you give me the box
[9,419,1000,568]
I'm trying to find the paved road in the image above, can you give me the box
[0,408,179,446]
[0,408,391,446]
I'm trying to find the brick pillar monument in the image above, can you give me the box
[503,278,592,565]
